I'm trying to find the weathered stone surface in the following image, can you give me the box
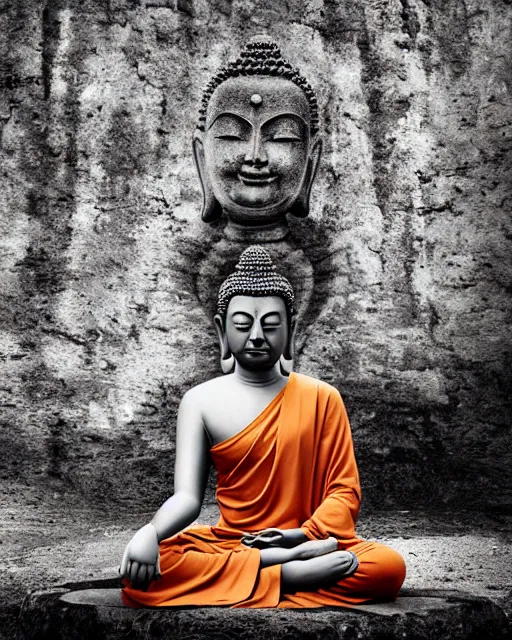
[0,0,511,511]
[3,507,512,640]
[58,587,461,616]
[18,581,510,640]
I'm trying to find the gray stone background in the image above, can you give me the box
[1,0,511,514]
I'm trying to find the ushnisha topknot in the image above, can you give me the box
[217,245,295,319]
[197,35,319,134]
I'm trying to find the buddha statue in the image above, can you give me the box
[120,246,406,608]
[193,36,323,241]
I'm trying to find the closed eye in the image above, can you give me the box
[215,134,243,140]
[234,324,252,331]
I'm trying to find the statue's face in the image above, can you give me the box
[225,295,288,370]
[204,76,311,224]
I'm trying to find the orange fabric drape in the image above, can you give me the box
[122,372,405,608]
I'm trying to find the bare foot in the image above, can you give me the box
[292,537,338,560]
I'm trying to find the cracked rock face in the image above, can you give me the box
[0,1,511,511]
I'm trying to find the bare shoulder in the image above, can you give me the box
[181,375,234,412]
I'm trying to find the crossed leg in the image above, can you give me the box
[258,537,359,593]
[260,537,406,601]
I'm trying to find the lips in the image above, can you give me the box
[238,170,278,186]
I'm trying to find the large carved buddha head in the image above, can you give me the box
[194,36,322,239]
[214,245,296,374]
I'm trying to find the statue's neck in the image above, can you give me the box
[233,362,284,387]
[225,218,289,242]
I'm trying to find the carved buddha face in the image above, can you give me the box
[217,295,290,371]
[194,76,322,232]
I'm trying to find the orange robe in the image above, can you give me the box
[122,372,405,608]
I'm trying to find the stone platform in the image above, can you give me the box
[18,579,510,640]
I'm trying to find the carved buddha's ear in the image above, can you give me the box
[283,315,297,361]
[214,313,229,358]
[214,313,235,374]
[192,131,223,223]
[280,315,296,375]
[288,133,323,219]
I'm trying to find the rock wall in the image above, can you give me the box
[1,0,511,511]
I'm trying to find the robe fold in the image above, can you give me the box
[122,372,405,608]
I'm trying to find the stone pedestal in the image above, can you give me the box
[18,579,510,640]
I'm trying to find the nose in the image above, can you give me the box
[248,322,265,346]
[244,128,268,167]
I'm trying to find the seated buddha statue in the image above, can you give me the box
[120,245,406,608]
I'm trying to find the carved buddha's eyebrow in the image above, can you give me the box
[260,113,308,129]
[208,112,251,131]
[208,112,308,132]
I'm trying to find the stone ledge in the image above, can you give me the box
[18,579,510,640]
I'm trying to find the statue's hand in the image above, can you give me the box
[241,528,286,548]
[119,523,161,591]
[242,527,309,549]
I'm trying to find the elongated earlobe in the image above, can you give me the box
[192,132,223,223]
[288,134,322,219]
[279,355,293,376]
[214,313,235,374]
[220,354,235,374]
